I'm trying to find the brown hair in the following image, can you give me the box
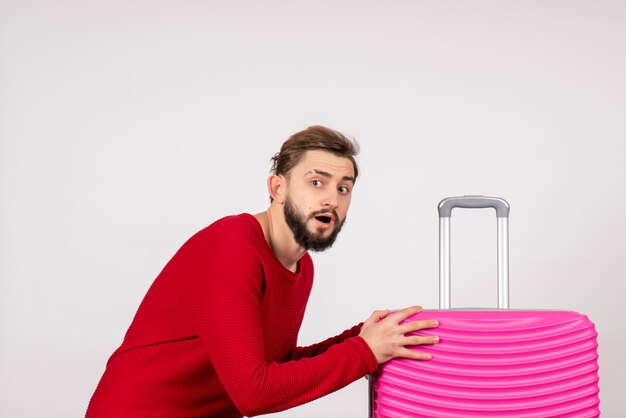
[270,125,360,180]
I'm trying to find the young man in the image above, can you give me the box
[86,126,439,417]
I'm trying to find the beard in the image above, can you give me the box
[283,196,345,252]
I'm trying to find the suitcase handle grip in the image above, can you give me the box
[438,196,510,218]
[438,196,510,309]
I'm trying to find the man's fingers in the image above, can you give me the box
[389,305,423,322]
[403,334,440,346]
[360,305,437,364]
[398,347,433,361]
[399,319,439,334]
[368,309,390,323]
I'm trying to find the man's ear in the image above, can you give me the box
[267,175,286,204]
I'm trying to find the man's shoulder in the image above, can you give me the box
[191,213,262,245]
[209,213,258,230]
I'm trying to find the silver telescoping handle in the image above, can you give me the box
[438,196,510,309]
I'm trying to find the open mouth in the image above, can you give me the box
[314,215,333,225]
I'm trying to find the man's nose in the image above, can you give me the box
[322,189,339,209]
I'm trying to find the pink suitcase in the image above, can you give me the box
[369,196,600,417]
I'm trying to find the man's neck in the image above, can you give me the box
[255,206,306,273]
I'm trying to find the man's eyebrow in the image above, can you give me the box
[341,175,356,184]
[306,169,355,184]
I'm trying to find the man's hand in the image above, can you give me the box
[358,305,439,364]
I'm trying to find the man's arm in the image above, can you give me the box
[181,231,377,417]
[282,323,363,361]
[286,305,440,363]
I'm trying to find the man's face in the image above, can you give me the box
[281,150,355,252]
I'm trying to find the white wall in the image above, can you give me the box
[1,1,625,416]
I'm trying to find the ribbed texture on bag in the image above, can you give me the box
[372,310,600,418]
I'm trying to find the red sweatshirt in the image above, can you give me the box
[87,213,378,417]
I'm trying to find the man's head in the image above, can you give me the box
[268,126,360,252]
[270,125,360,183]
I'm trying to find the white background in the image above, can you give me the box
[1,1,625,416]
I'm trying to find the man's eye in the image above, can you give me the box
[311,180,322,187]
[338,186,350,194]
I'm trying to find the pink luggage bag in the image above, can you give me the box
[369,196,600,417]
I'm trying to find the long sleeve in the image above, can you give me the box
[283,323,364,361]
[180,217,377,416]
